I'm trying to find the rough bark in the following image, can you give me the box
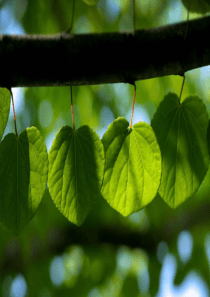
[0,15,210,88]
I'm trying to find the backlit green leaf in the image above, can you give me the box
[0,88,11,141]
[0,127,48,234]
[101,117,161,216]
[151,93,209,208]
[48,125,105,226]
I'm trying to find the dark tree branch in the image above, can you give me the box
[0,15,210,88]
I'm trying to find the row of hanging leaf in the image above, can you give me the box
[0,87,209,235]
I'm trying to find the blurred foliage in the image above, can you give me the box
[181,0,210,14]
[83,0,99,6]
[1,0,210,296]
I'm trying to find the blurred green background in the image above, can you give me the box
[1,0,210,296]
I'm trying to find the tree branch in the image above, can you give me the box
[0,15,210,88]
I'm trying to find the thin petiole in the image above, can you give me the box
[70,86,75,130]
[180,0,189,104]
[184,0,190,40]
[130,83,136,128]
[179,75,185,105]
[66,0,76,34]
[132,0,136,35]
[10,88,18,137]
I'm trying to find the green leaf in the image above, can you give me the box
[181,0,210,14]
[0,88,11,141]
[101,117,161,216]
[48,125,105,226]
[151,93,209,208]
[0,127,48,234]
[82,0,99,5]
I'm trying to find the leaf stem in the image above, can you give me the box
[179,1,189,105]
[130,83,136,128]
[132,0,136,35]
[10,88,18,137]
[179,75,185,105]
[66,0,76,34]
[70,86,75,130]
[184,0,190,40]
